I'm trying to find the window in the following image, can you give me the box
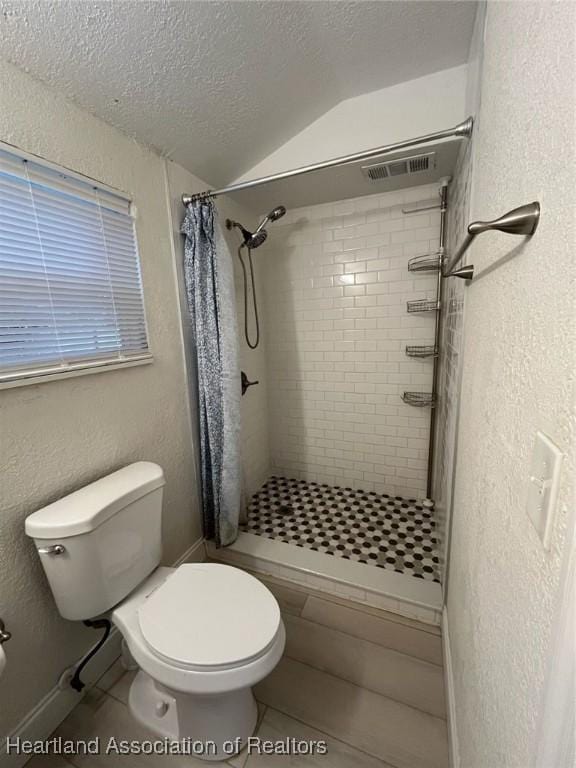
[0,145,151,386]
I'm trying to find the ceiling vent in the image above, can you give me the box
[361,152,436,182]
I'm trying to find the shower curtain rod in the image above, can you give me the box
[181,116,474,205]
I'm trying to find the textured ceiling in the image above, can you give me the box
[0,1,477,185]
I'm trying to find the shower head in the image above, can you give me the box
[226,205,286,249]
[246,229,268,249]
[225,218,268,249]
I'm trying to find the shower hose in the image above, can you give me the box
[237,244,260,349]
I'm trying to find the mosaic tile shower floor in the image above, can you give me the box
[242,476,441,583]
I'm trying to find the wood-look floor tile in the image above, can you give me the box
[283,614,445,717]
[55,689,229,767]
[255,658,448,768]
[226,703,267,768]
[301,596,443,665]
[96,660,127,694]
[107,670,137,705]
[245,708,394,767]
[18,755,74,768]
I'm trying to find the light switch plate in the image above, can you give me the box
[526,431,563,549]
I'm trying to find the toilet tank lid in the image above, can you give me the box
[25,462,165,540]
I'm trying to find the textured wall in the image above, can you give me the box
[262,184,441,499]
[447,2,575,765]
[0,60,199,738]
[165,162,271,504]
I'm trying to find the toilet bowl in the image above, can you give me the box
[112,564,285,759]
[24,463,285,761]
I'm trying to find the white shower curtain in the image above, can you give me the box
[181,199,242,546]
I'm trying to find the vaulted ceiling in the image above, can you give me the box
[0,1,477,185]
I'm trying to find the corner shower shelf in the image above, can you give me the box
[406,299,440,313]
[402,392,437,407]
[407,253,442,273]
[405,345,438,358]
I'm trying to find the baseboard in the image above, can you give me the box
[1,629,122,768]
[1,537,206,767]
[442,606,460,768]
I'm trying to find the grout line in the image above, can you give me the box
[106,689,128,706]
[224,704,268,767]
[258,704,268,725]
[269,656,447,723]
[258,704,403,768]
[66,751,84,768]
[300,591,442,637]
[281,609,443,668]
[280,645,446,720]
[95,659,125,694]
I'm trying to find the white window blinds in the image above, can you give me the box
[0,147,150,384]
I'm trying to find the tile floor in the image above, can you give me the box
[26,579,447,768]
[243,477,440,583]
[25,663,398,768]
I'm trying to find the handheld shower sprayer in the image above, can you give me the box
[226,205,287,349]
[253,205,287,236]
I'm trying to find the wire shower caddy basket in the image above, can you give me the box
[407,252,442,273]
[406,299,440,313]
[405,345,438,358]
[401,392,437,407]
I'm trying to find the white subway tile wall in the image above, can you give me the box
[261,184,441,499]
[231,232,271,499]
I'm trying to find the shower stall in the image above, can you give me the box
[183,119,473,624]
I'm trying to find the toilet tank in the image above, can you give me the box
[25,462,165,621]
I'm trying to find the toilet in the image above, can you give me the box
[25,462,285,760]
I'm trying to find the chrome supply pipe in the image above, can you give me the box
[426,180,449,499]
[182,117,474,204]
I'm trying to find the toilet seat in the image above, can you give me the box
[138,563,281,671]
[112,565,286,695]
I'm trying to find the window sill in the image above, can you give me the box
[0,354,154,390]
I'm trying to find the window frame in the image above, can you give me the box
[0,141,153,389]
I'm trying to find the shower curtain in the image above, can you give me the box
[181,200,241,546]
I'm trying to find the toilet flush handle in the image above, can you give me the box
[0,618,11,644]
[37,544,67,556]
